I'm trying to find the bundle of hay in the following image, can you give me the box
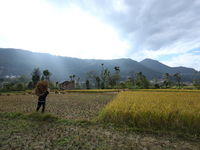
[34,80,49,96]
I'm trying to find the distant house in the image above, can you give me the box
[59,81,74,90]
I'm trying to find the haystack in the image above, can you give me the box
[34,80,49,96]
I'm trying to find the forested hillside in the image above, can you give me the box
[140,58,196,75]
[0,48,198,82]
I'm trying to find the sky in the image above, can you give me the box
[0,0,200,71]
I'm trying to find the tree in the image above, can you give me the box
[174,71,181,89]
[43,69,52,83]
[86,79,90,89]
[41,76,45,81]
[49,81,55,89]
[114,66,120,84]
[86,70,100,89]
[106,67,120,88]
[96,76,101,89]
[101,67,110,89]
[154,78,159,89]
[76,77,80,89]
[4,82,15,89]
[136,72,149,89]
[56,81,59,89]
[19,74,29,91]
[70,76,73,82]
[73,75,76,83]
[15,83,23,91]
[163,73,172,88]
[101,63,104,70]
[114,66,120,74]
[28,81,33,89]
[107,74,118,88]
[31,68,41,87]
[86,70,97,82]
[0,78,4,88]
[163,80,167,88]
[193,71,198,89]
[101,82,105,89]
[19,74,29,83]
[0,78,4,83]
[128,70,137,86]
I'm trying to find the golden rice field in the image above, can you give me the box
[99,91,200,133]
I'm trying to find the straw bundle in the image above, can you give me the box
[34,80,49,96]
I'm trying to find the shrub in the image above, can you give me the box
[15,83,23,91]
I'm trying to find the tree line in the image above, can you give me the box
[0,65,199,92]
[85,64,200,90]
[0,68,58,92]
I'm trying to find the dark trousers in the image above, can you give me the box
[36,102,46,113]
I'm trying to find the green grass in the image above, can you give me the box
[0,112,59,122]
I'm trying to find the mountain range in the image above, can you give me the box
[0,48,198,82]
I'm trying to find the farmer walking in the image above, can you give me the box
[36,88,50,113]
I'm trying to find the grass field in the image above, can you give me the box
[0,91,200,149]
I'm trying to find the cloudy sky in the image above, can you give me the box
[0,0,200,70]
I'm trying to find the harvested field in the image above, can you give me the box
[0,92,116,120]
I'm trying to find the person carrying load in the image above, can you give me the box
[34,80,50,113]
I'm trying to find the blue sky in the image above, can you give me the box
[0,0,200,71]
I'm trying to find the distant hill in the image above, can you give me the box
[0,48,198,82]
[140,58,196,75]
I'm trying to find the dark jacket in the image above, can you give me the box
[38,90,49,103]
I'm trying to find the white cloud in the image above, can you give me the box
[61,0,200,59]
[161,53,200,71]
[0,0,128,59]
